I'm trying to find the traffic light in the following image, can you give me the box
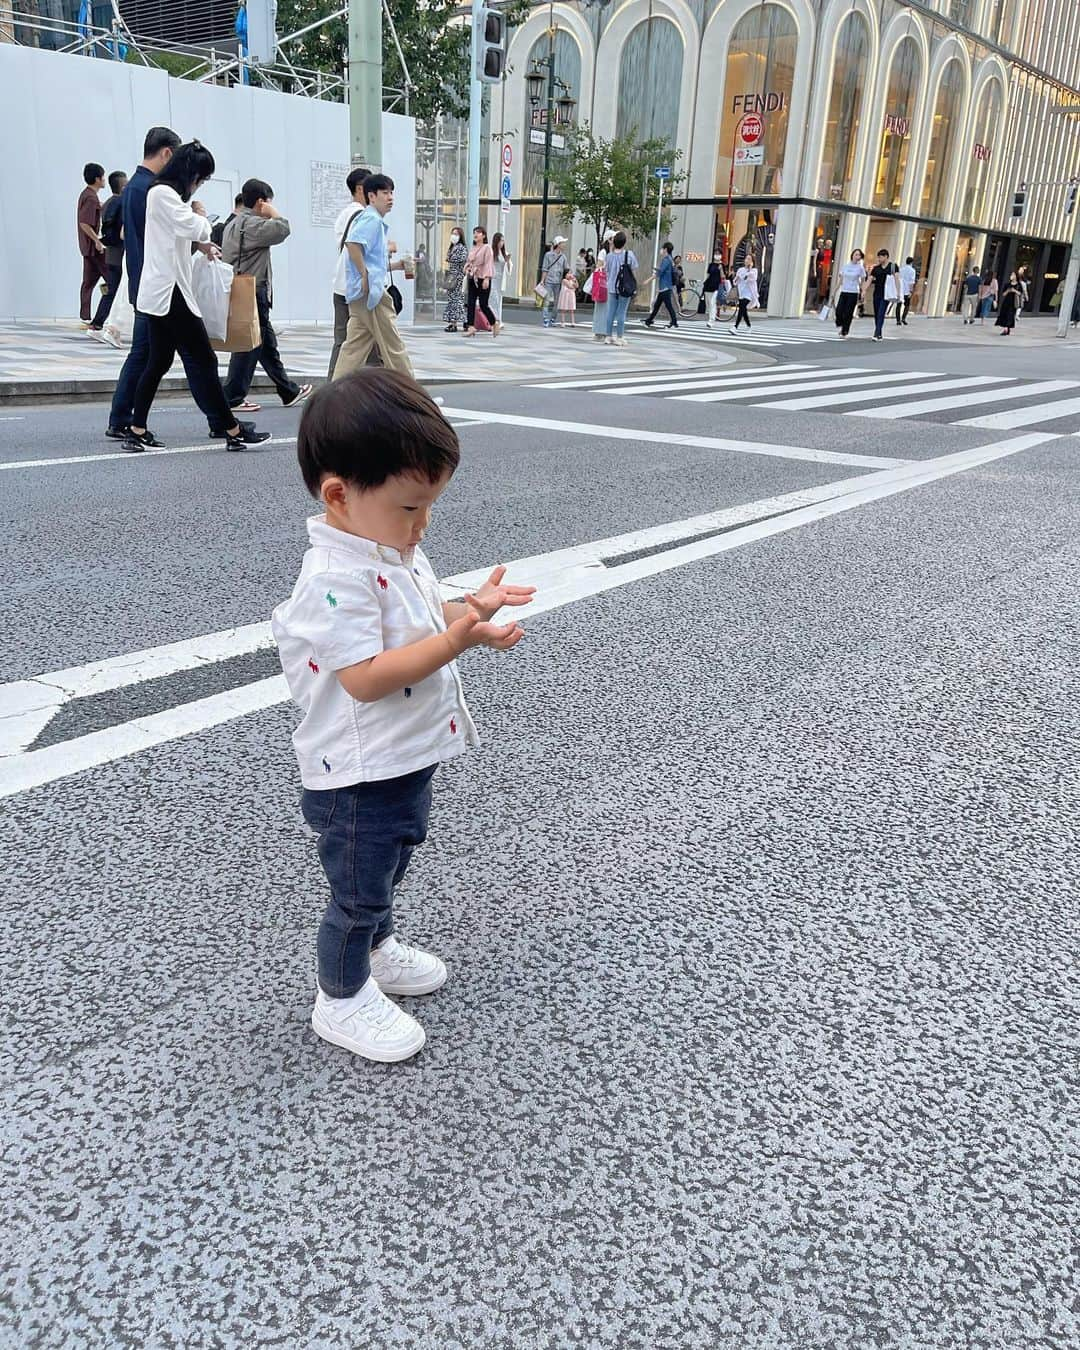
[475,5,505,84]
[1011,184,1027,219]
[1066,180,1078,216]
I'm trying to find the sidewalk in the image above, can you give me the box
[0,317,741,402]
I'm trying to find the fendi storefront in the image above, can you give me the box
[495,0,1080,318]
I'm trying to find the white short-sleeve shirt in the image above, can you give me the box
[271,516,478,789]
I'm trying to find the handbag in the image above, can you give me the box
[533,282,548,299]
[818,303,832,321]
[210,272,259,352]
[592,267,608,303]
[884,268,899,303]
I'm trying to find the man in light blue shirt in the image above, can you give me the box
[335,173,414,378]
[643,241,679,328]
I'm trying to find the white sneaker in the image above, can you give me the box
[604,336,615,345]
[99,327,123,349]
[311,978,425,1062]
[369,934,447,995]
[616,336,628,346]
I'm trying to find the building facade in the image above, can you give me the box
[483,0,1080,316]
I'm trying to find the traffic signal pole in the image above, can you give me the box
[348,0,382,169]
[1057,203,1080,338]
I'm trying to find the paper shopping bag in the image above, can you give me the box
[210,273,260,353]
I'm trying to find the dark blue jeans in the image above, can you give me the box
[302,764,437,999]
[873,295,888,337]
[109,309,218,433]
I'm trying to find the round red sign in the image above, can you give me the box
[739,114,763,145]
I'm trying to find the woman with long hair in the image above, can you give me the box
[444,227,468,332]
[463,226,500,336]
[729,251,758,333]
[127,141,268,451]
[996,271,1021,336]
[490,231,512,323]
[833,248,866,338]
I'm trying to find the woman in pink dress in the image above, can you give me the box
[463,226,501,337]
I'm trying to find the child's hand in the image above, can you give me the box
[447,609,525,653]
[465,566,537,622]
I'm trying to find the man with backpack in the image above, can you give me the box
[211,195,244,250]
[87,170,127,345]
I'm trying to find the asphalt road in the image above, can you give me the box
[1,339,1077,1347]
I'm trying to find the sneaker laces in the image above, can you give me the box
[376,937,422,971]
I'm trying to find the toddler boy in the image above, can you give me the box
[272,370,534,1062]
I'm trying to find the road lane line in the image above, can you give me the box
[0,431,1057,798]
[673,371,938,404]
[854,379,1080,420]
[437,407,908,469]
[757,376,1010,411]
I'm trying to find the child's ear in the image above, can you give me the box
[321,475,348,510]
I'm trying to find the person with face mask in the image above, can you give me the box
[444,227,468,332]
[702,251,725,328]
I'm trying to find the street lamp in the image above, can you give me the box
[527,40,575,282]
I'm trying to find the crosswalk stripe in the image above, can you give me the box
[758,376,1010,412]
[953,394,1080,429]
[526,362,816,391]
[855,379,1080,420]
[612,365,872,397]
[650,326,840,347]
[677,370,940,405]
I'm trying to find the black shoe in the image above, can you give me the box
[105,425,129,441]
[642,320,654,327]
[666,323,678,328]
[123,429,164,452]
[223,426,272,450]
[444,325,458,333]
[208,420,256,439]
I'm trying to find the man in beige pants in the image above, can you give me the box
[334,173,413,379]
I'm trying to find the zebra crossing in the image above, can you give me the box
[528,363,1080,431]
[640,319,845,348]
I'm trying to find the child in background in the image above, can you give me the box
[272,370,536,1063]
[557,270,578,326]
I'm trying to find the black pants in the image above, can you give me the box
[90,262,123,329]
[466,278,496,329]
[131,287,235,435]
[223,282,300,405]
[834,291,858,336]
[733,297,751,329]
[646,289,679,326]
[896,296,911,324]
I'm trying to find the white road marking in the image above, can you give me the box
[529,364,815,391]
[0,416,25,421]
[673,370,937,404]
[855,379,1080,420]
[953,395,1080,430]
[0,431,1057,798]
[610,366,874,397]
[437,407,906,469]
[758,376,1010,411]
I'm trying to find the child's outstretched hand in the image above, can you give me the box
[464,566,537,622]
[447,609,525,653]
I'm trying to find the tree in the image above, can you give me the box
[548,127,687,251]
[274,0,528,123]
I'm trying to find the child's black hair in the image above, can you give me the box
[297,369,460,498]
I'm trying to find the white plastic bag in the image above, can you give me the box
[818,303,832,321]
[105,264,134,346]
[191,254,234,342]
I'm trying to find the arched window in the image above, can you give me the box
[962,79,1003,221]
[872,37,921,210]
[522,30,582,196]
[818,11,869,200]
[616,18,683,147]
[715,4,798,197]
[922,60,964,217]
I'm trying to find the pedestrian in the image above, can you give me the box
[995,272,1021,336]
[86,170,128,345]
[271,369,535,1063]
[978,271,997,323]
[1071,284,1080,328]
[604,230,638,346]
[868,249,901,341]
[463,226,500,337]
[328,168,370,377]
[1016,267,1030,320]
[77,162,109,327]
[210,194,244,249]
[834,247,866,338]
[221,178,313,412]
[960,265,982,325]
[673,254,686,312]
[591,229,614,340]
[334,173,413,378]
[125,140,270,452]
[897,256,916,325]
[643,241,679,329]
[444,228,467,332]
[539,235,570,328]
[703,251,725,328]
[105,126,182,440]
[729,252,758,332]
[575,247,589,279]
[490,231,511,322]
[557,269,577,326]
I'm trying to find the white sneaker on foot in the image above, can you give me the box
[311,978,425,1062]
[369,934,447,995]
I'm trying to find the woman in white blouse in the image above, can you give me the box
[127,142,268,452]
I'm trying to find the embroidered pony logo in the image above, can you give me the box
[450,717,457,735]
[325,592,338,608]
[322,757,331,774]
[404,687,412,698]
[308,658,320,674]
[376,574,389,591]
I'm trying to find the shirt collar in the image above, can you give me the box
[307,514,415,566]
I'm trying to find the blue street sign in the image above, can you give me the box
[501,174,512,200]
[654,166,671,180]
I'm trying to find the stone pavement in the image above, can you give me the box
[0,317,736,401]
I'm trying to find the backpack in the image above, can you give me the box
[615,252,637,299]
[209,214,230,249]
[100,197,123,248]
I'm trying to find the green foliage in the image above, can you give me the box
[129,48,204,79]
[549,127,687,250]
